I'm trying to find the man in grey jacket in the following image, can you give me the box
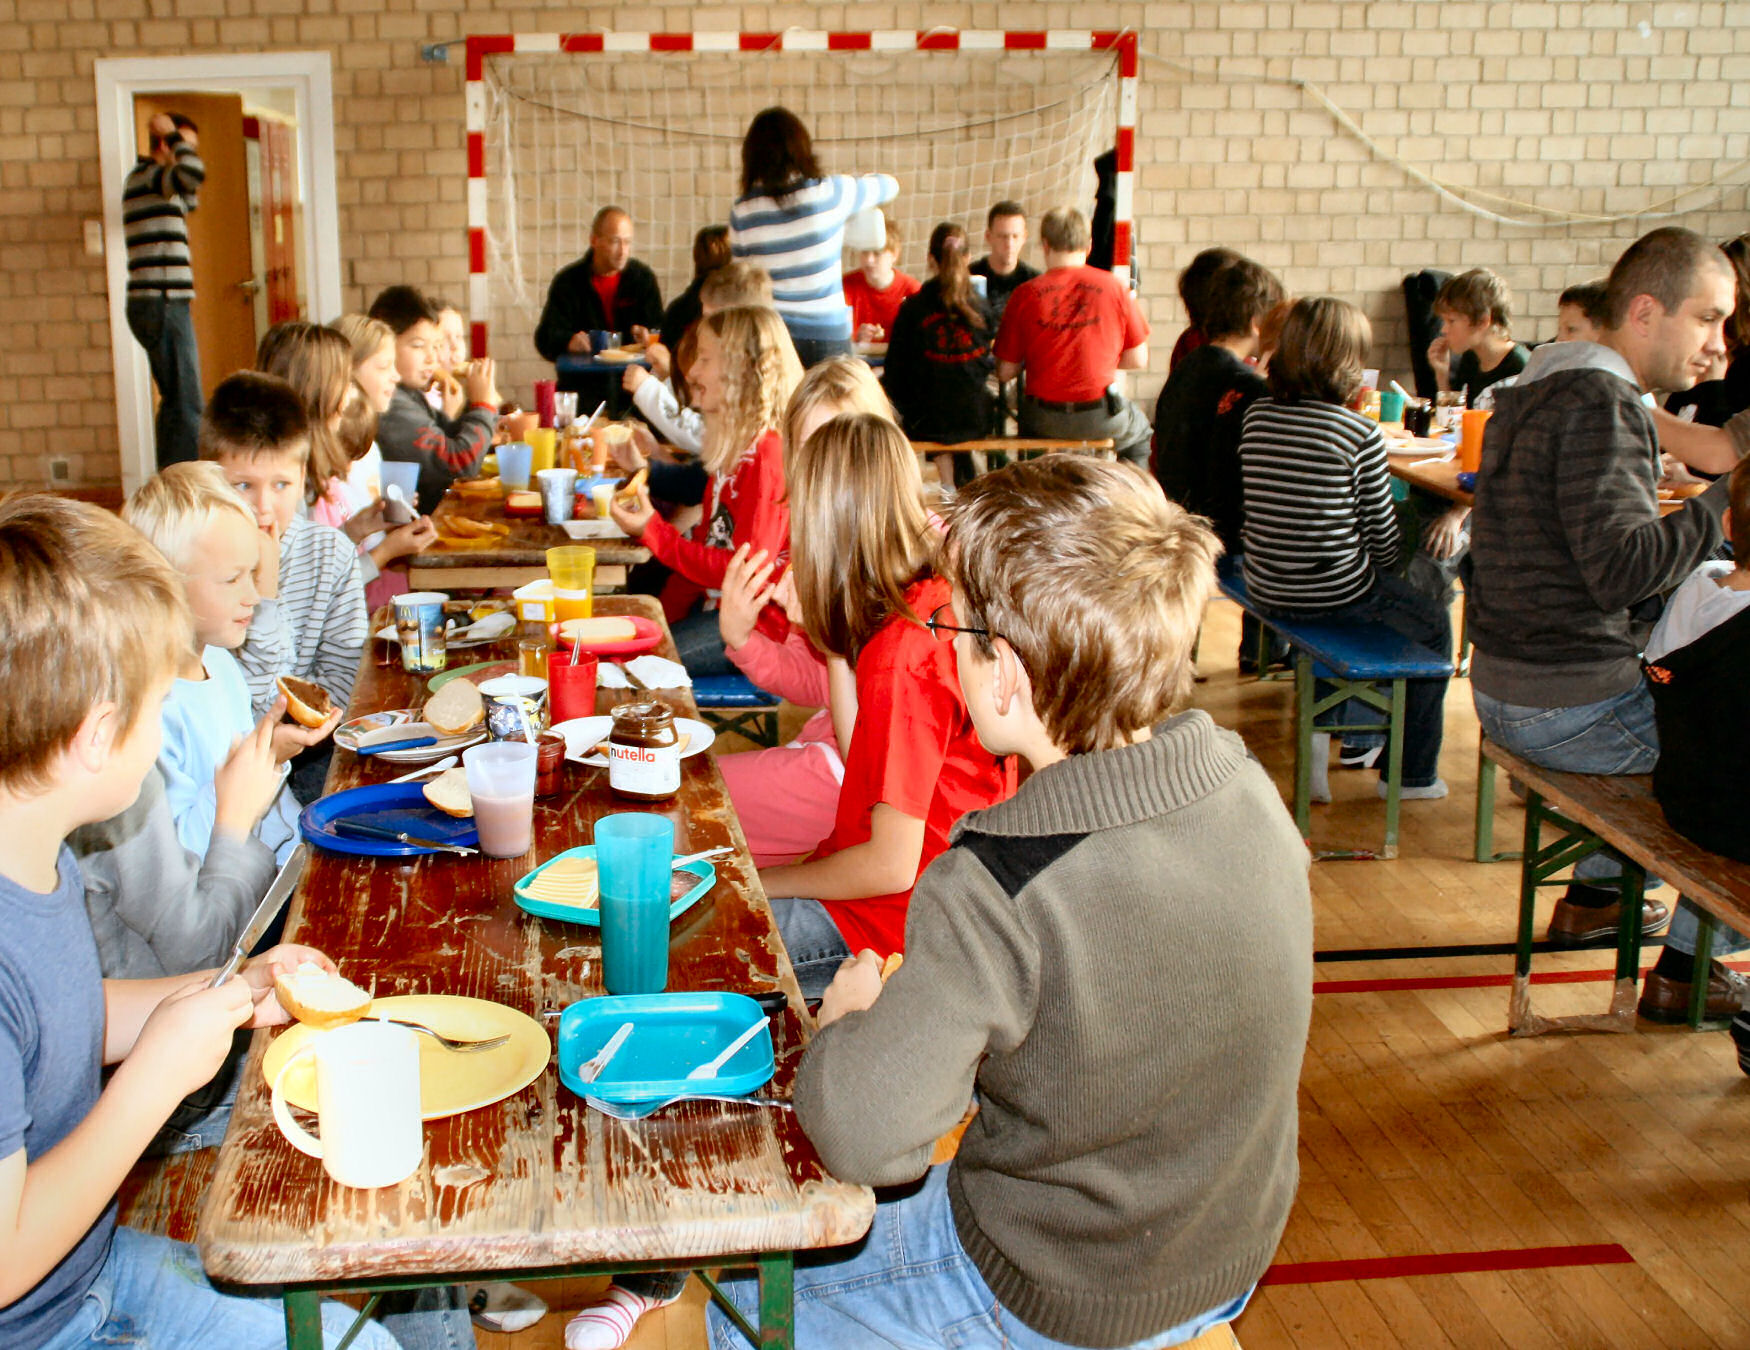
[1468,226,1741,1021]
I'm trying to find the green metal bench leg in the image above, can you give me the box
[1293,652,1314,839]
[1514,793,1543,982]
[1475,748,1496,862]
[1380,677,1406,860]
[285,1290,326,1350]
[758,1251,795,1349]
[1615,860,1647,988]
[1689,909,1719,1028]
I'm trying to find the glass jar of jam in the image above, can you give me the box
[607,700,681,802]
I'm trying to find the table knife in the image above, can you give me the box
[331,820,479,855]
[210,843,307,988]
[354,737,439,757]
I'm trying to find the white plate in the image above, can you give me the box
[550,715,715,767]
[335,711,487,764]
[559,518,629,541]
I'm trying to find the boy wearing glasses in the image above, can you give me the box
[707,457,1314,1349]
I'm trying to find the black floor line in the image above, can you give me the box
[1314,937,1667,963]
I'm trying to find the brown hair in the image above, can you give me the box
[700,306,804,476]
[336,383,377,464]
[1557,280,1609,328]
[367,285,439,336]
[987,200,1025,228]
[928,222,984,332]
[1200,257,1286,343]
[692,224,731,279]
[123,460,259,574]
[700,260,773,311]
[1256,298,1293,363]
[198,371,310,467]
[873,208,902,257]
[1177,247,1244,328]
[331,313,395,369]
[0,492,189,795]
[781,356,894,480]
[256,320,352,494]
[1730,455,1750,562]
[1267,297,1371,406]
[788,412,933,663]
[1040,207,1090,254]
[1721,235,1750,352]
[740,107,821,199]
[946,457,1221,753]
[1603,227,1731,329]
[1435,268,1513,335]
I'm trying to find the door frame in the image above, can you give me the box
[95,51,342,495]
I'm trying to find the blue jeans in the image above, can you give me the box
[707,1164,1249,1350]
[1257,572,1452,787]
[1474,685,1747,958]
[672,605,735,678]
[126,294,203,467]
[791,335,855,369]
[768,895,853,1000]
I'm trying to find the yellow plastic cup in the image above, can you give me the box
[547,545,595,624]
[527,427,558,475]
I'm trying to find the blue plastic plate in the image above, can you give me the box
[300,782,481,857]
[557,992,773,1103]
[512,846,714,927]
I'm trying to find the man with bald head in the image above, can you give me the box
[1468,226,1744,1021]
[535,205,665,397]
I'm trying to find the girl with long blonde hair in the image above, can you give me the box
[611,304,802,674]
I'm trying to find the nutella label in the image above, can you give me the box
[608,740,680,797]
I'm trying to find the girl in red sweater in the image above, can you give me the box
[610,304,801,675]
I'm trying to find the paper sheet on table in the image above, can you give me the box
[597,655,692,690]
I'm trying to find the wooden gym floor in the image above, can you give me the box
[481,595,1750,1350]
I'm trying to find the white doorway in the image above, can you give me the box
[95,52,343,495]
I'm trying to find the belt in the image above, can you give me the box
[1024,394,1105,413]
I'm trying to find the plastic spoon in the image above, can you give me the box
[685,1018,769,1081]
[388,755,458,784]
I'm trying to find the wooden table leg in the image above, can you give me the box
[757,1251,795,1350]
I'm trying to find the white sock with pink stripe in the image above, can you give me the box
[563,1284,683,1350]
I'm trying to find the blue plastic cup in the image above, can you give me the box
[498,441,534,490]
[595,813,674,995]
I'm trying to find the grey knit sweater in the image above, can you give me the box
[794,711,1312,1347]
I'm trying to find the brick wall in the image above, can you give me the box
[3,0,1746,488]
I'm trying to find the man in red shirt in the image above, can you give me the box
[993,206,1152,466]
[533,205,665,400]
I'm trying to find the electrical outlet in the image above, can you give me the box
[49,457,71,483]
[420,43,449,63]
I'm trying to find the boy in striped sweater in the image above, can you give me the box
[1238,297,1452,799]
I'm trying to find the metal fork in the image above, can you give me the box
[585,1093,792,1121]
[363,1016,509,1053]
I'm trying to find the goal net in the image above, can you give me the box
[476,38,1120,391]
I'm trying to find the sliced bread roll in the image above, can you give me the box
[559,616,638,644]
[274,961,372,1029]
[278,675,334,729]
[422,766,473,818]
[424,678,484,736]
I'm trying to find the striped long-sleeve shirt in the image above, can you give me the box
[1238,397,1400,612]
[235,515,368,717]
[729,174,899,342]
[122,140,205,295]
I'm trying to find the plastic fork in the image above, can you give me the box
[584,1093,791,1121]
[387,755,458,784]
[580,1021,634,1083]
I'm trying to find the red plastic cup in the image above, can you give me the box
[548,648,599,725]
[533,379,557,429]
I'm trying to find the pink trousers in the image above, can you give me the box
[717,739,844,868]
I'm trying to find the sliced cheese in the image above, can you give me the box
[525,856,600,909]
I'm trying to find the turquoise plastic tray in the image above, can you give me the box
[557,992,773,1103]
[512,845,714,927]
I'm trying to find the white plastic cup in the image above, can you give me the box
[537,467,578,524]
[462,741,537,857]
[270,1020,423,1189]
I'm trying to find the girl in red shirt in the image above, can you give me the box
[611,305,802,675]
[757,411,1016,997]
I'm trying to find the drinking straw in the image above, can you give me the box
[517,704,538,747]
[586,400,607,429]
[1389,379,1412,400]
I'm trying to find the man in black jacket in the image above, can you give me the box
[1468,226,1740,1021]
[534,206,664,402]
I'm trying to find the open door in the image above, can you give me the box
[133,91,257,397]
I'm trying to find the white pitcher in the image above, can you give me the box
[270,1020,423,1188]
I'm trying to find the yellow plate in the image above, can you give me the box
[262,995,551,1121]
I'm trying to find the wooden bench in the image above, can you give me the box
[1483,738,1750,1035]
[116,1147,217,1244]
[1218,570,1453,860]
[911,437,1115,463]
[692,672,782,749]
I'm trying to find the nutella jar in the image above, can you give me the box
[607,700,681,802]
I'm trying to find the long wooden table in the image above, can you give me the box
[196,594,873,1348]
[409,489,650,593]
[1388,450,1702,514]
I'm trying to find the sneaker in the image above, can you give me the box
[1339,742,1383,770]
[564,1284,685,1350]
[468,1282,547,1334]
[1375,777,1449,800]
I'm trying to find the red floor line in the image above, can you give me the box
[1261,1242,1635,1286]
[1316,957,1750,995]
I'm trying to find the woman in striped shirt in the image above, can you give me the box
[1238,297,1451,796]
[728,106,898,367]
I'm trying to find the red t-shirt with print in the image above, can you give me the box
[993,265,1150,403]
[590,269,621,325]
[843,270,921,339]
[813,574,1018,957]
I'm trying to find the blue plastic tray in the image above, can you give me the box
[557,992,773,1103]
[300,782,481,857]
[512,846,715,927]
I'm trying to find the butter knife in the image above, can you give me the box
[331,820,478,855]
[210,843,307,987]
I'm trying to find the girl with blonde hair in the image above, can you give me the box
[611,304,802,674]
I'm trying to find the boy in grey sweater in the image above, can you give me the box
[709,457,1313,1350]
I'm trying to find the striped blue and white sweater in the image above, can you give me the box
[729,173,899,343]
[1238,397,1400,612]
[235,515,368,718]
[122,138,205,296]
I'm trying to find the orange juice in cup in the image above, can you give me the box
[547,545,595,624]
[527,426,558,475]
[594,423,631,473]
[1459,409,1491,473]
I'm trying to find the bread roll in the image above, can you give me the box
[422,766,473,817]
[424,678,484,736]
[278,676,334,729]
[559,617,638,644]
[274,962,373,1029]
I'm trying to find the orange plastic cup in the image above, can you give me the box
[1459,409,1491,473]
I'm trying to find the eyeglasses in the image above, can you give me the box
[925,603,990,644]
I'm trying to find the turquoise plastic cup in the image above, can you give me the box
[498,441,534,489]
[1378,389,1407,424]
[595,813,674,994]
